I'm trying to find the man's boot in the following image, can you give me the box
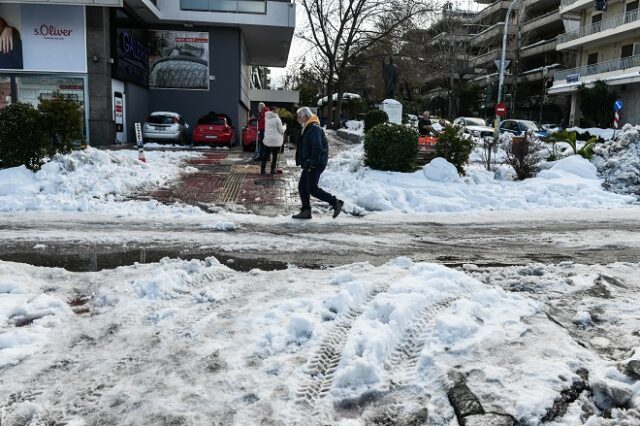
[332,198,344,219]
[292,208,312,219]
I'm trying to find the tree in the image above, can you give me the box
[298,0,435,128]
[577,81,618,128]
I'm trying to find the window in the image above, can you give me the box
[180,0,267,13]
[621,44,634,58]
[587,53,598,65]
[627,1,639,12]
[591,14,602,23]
[0,77,10,110]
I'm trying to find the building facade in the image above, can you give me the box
[0,0,296,145]
[550,0,640,126]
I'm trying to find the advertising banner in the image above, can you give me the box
[115,29,149,87]
[149,31,209,90]
[0,4,86,73]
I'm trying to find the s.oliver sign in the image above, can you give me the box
[0,4,86,73]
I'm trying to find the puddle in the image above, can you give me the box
[0,246,290,273]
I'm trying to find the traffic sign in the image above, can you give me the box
[494,59,511,72]
[614,99,623,111]
[495,102,507,117]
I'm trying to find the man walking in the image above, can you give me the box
[292,107,344,220]
[251,102,268,161]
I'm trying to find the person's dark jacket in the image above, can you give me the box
[296,117,328,169]
[418,117,432,136]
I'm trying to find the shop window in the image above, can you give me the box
[587,53,598,65]
[621,44,634,58]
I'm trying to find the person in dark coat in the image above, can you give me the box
[292,106,344,220]
[251,102,267,161]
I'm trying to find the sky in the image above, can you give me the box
[268,0,486,89]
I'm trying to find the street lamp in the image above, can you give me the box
[494,0,519,137]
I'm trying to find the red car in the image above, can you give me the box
[242,118,258,152]
[192,113,235,147]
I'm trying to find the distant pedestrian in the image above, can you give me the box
[261,106,285,175]
[251,102,268,161]
[418,110,434,136]
[292,107,344,220]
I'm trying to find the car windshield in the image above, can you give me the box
[198,116,226,125]
[465,118,486,126]
[521,121,544,131]
[147,115,176,125]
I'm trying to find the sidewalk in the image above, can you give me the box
[134,144,301,215]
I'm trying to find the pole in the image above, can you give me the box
[491,0,519,169]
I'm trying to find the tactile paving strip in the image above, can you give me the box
[216,173,245,203]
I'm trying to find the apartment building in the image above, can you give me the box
[550,0,640,125]
[470,0,575,120]
[420,1,574,120]
[0,0,296,145]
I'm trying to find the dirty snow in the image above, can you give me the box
[1,258,639,425]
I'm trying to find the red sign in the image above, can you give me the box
[495,102,507,117]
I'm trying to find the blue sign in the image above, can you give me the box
[567,73,580,83]
[614,99,623,111]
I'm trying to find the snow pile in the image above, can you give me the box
[344,120,364,135]
[321,143,636,215]
[567,127,615,141]
[2,258,640,424]
[591,124,640,196]
[0,147,204,216]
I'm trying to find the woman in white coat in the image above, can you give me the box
[261,106,285,175]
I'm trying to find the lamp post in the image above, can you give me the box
[494,0,520,138]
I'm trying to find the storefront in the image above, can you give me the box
[0,3,89,140]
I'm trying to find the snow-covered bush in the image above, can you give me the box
[504,132,545,180]
[364,123,417,172]
[591,124,640,195]
[0,102,46,171]
[435,125,474,175]
[550,130,598,160]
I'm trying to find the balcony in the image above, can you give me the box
[475,0,510,23]
[469,23,515,47]
[554,54,640,84]
[520,37,557,57]
[521,10,561,34]
[559,0,595,15]
[469,48,515,67]
[557,9,640,50]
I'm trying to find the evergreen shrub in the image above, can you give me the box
[435,125,474,175]
[364,109,389,133]
[364,123,417,172]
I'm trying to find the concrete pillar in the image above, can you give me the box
[569,93,579,127]
[86,7,115,146]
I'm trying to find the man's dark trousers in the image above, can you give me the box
[298,166,335,209]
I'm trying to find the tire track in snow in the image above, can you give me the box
[292,283,390,424]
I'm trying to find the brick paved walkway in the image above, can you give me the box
[135,145,302,215]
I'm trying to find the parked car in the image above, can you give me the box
[142,111,190,144]
[192,113,235,147]
[499,119,551,140]
[453,117,495,138]
[242,118,258,152]
[542,123,560,134]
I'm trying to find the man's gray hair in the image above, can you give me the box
[297,107,313,119]
[258,102,266,110]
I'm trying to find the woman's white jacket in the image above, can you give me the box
[263,111,285,147]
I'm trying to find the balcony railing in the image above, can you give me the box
[555,54,640,81]
[560,0,580,8]
[558,9,640,44]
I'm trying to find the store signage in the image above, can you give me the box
[566,73,580,83]
[115,29,149,87]
[149,30,209,90]
[114,92,124,132]
[0,4,86,73]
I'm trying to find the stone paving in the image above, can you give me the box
[135,145,302,215]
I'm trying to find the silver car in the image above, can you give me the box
[142,111,191,144]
